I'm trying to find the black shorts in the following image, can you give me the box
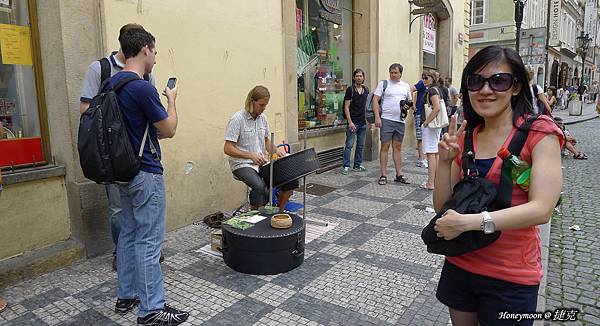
[436,260,539,326]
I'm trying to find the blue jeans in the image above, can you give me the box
[342,124,366,168]
[105,184,122,255]
[117,171,166,317]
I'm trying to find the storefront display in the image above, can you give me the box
[0,0,45,167]
[296,0,352,130]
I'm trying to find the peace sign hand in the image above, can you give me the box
[438,114,467,162]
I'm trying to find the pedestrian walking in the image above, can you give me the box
[111,28,188,325]
[341,68,369,174]
[79,23,163,271]
[433,45,564,326]
[410,75,427,168]
[547,86,557,113]
[372,63,412,185]
[419,69,443,190]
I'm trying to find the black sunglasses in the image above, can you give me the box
[422,75,429,80]
[466,73,516,92]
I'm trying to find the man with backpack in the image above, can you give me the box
[372,63,412,185]
[528,71,551,115]
[79,23,162,272]
[106,27,187,325]
[341,68,369,175]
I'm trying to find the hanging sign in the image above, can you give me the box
[548,0,561,47]
[423,14,436,55]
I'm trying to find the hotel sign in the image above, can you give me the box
[548,0,561,47]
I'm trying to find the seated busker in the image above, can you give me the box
[224,85,299,212]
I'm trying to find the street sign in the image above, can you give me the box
[519,27,546,65]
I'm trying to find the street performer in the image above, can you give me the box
[224,85,298,212]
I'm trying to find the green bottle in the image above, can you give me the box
[498,147,531,191]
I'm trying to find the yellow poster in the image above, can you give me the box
[0,24,33,65]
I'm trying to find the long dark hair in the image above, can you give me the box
[460,46,534,128]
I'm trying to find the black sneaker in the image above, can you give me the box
[137,304,189,325]
[115,297,140,314]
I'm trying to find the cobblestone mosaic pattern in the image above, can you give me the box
[0,157,454,325]
[545,119,600,326]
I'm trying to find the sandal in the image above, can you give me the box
[378,176,387,185]
[394,175,410,184]
[419,183,434,190]
[573,152,588,160]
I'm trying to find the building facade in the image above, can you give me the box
[0,0,469,281]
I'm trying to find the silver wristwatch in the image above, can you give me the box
[481,211,495,234]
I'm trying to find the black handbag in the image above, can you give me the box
[421,116,538,256]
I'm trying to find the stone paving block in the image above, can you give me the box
[0,312,46,326]
[31,296,88,326]
[185,259,268,295]
[391,207,434,227]
[334,223,384,248]
[346,191,399,204]
[254,308,324,326]
[300,260,427,324]
[365,217,394,228]
[340,179,371,191]
[322,196,393,218]
[387,221,425,235]
[270,252,340,291]
[319,243,355,259]
[203,297,273,325]
[60,308,120,325]
[248,283,297,307]
[162,251,203,270]
[354,182,414,201]
[372,203,413,221]
[359,228,444,269]
[346,250,437,281]
[279,293,391,326]
[305,212,361,243]
[306,174,357,188]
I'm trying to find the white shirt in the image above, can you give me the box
[374,79,412,123]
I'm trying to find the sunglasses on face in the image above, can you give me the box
[422,75,429,80]
[466,73,516,92]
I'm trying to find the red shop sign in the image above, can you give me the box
[0,137,44,167]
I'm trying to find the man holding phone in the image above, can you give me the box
[110,27,188,324]
[79,23,164,274]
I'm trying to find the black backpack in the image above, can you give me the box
[78,74,150,184]
[421,116,538,256]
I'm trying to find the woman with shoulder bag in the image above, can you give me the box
[420,69,446,190]
[433,46,564,326]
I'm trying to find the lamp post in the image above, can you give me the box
[576,31,592,100]
[514,0,527,51]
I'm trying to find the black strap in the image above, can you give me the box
[99,58,111,84]
[461,115,538,209]
[112,75,141,92]
[496,115,539,209]
[461,127,477,177]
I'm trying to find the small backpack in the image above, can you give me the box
[78,75,151,184]
[365,80,387,123]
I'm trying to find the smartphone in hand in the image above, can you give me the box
[167,77,177,89]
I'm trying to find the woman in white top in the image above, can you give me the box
[420,69,444,190]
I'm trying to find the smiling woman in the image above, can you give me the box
[432,45,565,326]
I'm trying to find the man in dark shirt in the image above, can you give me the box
[111,28,188,325]
[341,68,369,174]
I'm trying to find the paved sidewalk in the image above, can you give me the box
[0,153,452,325]
[552,102,598,125]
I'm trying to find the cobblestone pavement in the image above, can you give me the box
[545,118,600,326]
[0,153,453,325]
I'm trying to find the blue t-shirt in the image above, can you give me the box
[111,71,168,174]
[414,80,426,117]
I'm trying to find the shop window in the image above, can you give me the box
[296,0,352,130]
[0,0,47,168]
